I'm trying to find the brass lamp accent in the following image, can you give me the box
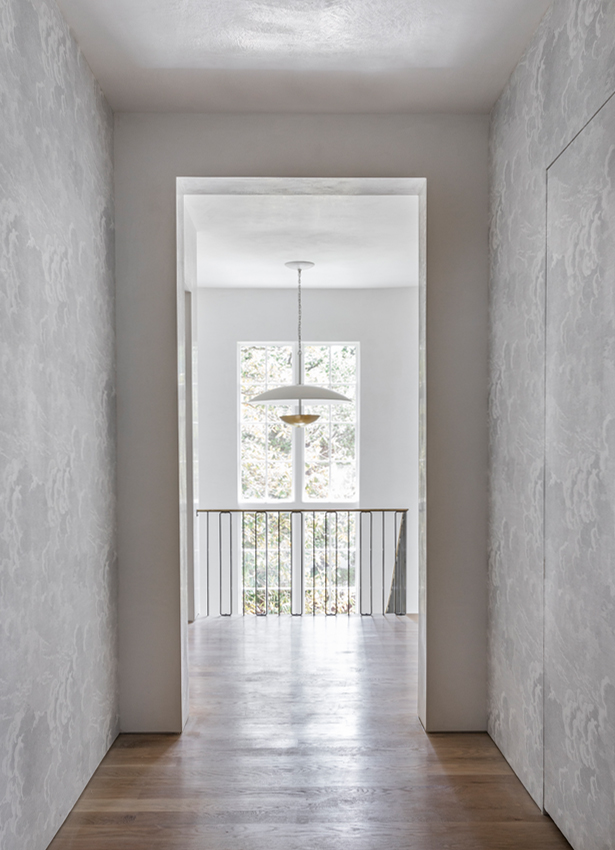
[280,413,320,427]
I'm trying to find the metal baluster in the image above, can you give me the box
[324,512,329,615]
[265,511,269,616]
[299,511,305,616]
[382,510,385,615]
[400,511,404,614]
[396,510,407,615]
[291,510,302,616]
[300,511,304,615]
[277,511,281,615]
[392,511,398,613]
[312,511,316,616]
[334,511,339,615]
[288,511,296,616]
[359,511,363,614]
[219,512,223,616]
[359,511,373,615]
[258,511,266,616]
[206,511,210,618]
[369,512,373,615]
[254,511,258,615]
[347,511,351,615]
[242,511,246,616]
[396,511,400,613]
[219,511,232,616]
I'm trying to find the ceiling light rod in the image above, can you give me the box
[283,261,317,426]
[287,260,309,393]
[248,261,351,427]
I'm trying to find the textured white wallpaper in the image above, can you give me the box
[489,0,615,817]
[0,1,118,849]
[545,92,615,850]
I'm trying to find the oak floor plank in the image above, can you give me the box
[48,615,570,849]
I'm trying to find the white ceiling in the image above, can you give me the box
[56,0,551,113]
[186,194,419,288]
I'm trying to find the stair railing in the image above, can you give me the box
[196,508,408,617]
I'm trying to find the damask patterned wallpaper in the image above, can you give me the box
[545,93,615,850]
[0,2,117,849]
[489,0,615,816]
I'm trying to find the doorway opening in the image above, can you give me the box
[177,177,425,622]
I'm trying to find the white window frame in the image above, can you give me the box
[238,341,360,507]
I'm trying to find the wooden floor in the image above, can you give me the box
[49,615,570,849]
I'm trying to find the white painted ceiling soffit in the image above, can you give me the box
[56,0,552,113]
[185,193,420,289]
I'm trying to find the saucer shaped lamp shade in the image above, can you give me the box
[248,262,350,426]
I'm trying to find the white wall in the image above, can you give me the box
[197,286,419,612]
[114,112,489,732]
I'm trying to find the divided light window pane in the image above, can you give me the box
[240,345,293,501]
[303,344,358,502]
[239,343,358,503]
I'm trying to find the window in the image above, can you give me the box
[239,343,359,503]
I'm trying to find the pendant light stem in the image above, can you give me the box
[251,259,341,427]
[297,268,303,414]
[297,268,303,382]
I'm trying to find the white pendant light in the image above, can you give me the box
[249,261,351,426]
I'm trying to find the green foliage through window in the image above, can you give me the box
[241,511,357,615]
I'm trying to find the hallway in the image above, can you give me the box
[49,617,569,849]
